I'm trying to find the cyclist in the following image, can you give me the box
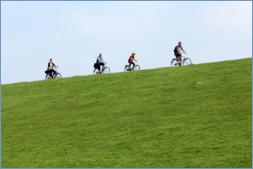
[94,53,106,73]
[45,58,57,78]
[128,52,137,70]
[174,41,187,66]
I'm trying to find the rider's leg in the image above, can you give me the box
[52,69,57,78]
[94,63,100,73]
[100,63,105,71]
[95,63,101,73]
[45,70,52,78]
[93,63,96,73]
[99,63,103,73]
[129,63,132,70]
[175,55,178,64]
[129,62,133,69]
[175,54,181,65]
[128,62,131,70]
[49,69,54,78]
[178,55,182,66]
[97,64,101,71]
[132,62,136,69]
[100,64,102,72]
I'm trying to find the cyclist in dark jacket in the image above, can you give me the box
[174,41,187,66]
[45,58,57,78]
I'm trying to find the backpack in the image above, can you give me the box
[174,46,179,54]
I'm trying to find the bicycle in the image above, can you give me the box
[45,67,62,80]
[124,63,140,72]
[171,55,192,66]
[93,65,110,74]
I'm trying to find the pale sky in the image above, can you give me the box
[1,1,252,84]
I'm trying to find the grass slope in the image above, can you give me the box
[2,58,252,167]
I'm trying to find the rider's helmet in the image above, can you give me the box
[49,58,53,62]
[98,53,103,59]
[178,41,182,46]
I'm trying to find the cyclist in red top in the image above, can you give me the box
[128,52,137,69]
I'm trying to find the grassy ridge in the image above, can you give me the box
[2,58,252,167]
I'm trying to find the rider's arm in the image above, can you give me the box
[101,59,105,63]
[181,47,187,54]
[98,57,103,63]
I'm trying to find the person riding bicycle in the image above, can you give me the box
[128,52,137,69]
[45,58,57,78]
[174,41,187,66]
[94,53,106,73]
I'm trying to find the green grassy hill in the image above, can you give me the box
[2,58,252,167]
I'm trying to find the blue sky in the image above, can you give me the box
[1,1,252,84]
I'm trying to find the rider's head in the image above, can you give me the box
[178,41,182,46]
[49,58,53,62]
[99,53,102,57]
[132,52,135,56]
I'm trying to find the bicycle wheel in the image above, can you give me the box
[134,65,140,71]
[103,67,110,74]
[171,58,178,66]
[124,65,130,72]
[183,58,192,65]
[45,74,52,80]
[93,68,99,74]
[95,69,103,74]
[54,73,62,78]
[93,69,97,74]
